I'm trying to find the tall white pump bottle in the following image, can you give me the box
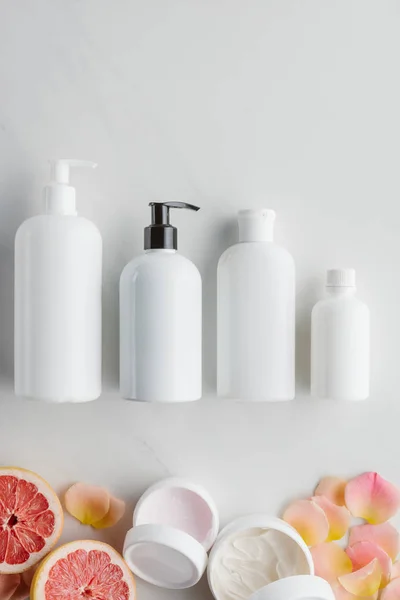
[120,202,202,402]
[15,159,102,402]
[217,209,295,401]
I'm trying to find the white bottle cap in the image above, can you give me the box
[326,268,356,287]
[238,209,276,242]
[123,478,219,590]
[44,159,97,215]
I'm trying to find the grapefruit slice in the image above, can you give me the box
[0,467,63,574]
[31,540,136,600]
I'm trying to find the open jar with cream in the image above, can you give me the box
[208,515,335,600]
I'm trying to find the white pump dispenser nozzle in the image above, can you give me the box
[44,159,97,215]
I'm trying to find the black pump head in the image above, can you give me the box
[144,201,200,250]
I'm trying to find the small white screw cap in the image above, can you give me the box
[326,268,356,287]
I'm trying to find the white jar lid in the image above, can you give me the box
[123,523,208,589]
[250,575,335,600]
[123,478,219,589]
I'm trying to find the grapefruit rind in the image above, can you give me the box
[31,540,136,600]
[0,467,63,574]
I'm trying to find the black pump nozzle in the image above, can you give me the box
[145,201,200,250]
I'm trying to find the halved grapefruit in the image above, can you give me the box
[31,540,136,600]
[0,467,63,573]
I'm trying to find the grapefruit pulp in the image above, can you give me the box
[31,540,136,600]
[0,467,63,573]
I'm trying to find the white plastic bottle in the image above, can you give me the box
[217,209,295,401]
[120,202,201,402]
[14,159,102,402]
[311,269,369,401]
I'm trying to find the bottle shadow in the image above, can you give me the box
[295,277,321,396]
[202,218,237,395]
[0,169,32,387]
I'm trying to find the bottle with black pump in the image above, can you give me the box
[120,202,202,402]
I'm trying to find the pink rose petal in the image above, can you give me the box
[283,499,329,546]
[64,482,110,526]
[349,523,400,561]
[92,496,126,529]
[331,582,378,600]
[21,565,37,588]
[315,477,347,506]
[0,569,34,600]
[345,473,400,524]
[0,575,20,600]
[312,495,351,541]
[381,578,400,600]
[11,564,34,600]
[339,559,382,597]
[346,541,391,588]
[10,582,29,600]
[391,560,400,579]
[311,543,352,582]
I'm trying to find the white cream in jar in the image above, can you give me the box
[208,517,314,600]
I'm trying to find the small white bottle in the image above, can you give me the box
[311,269,370,401]
[15,159,102,402]
[217,209,295,401]
[120,202,201,402]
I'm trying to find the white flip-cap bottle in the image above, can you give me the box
[217,209,295,401]
[311,269,370,401]
[14,159,102,402]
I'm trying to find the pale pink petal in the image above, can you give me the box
[92,496,126,530]
[339,559,382,597]
[315,477,347,506]
[0,575,20,600]
[10,582,29,600]
[312,496,351,541]
[391,560,400,579]
[349,523,400,561]
[21,565,37,588]
[346,542,391,588]
[283,499,329,546]
[311,543,352,582]
[345,473,400,524]
[331,582,378,600]
[381,578,400,600]
[64,482,110,526]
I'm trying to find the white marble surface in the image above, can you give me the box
[1,1,400,598]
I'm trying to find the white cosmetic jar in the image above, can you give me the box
[207,515,335,600]
[123,478,219,589]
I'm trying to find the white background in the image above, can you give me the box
[1,1,400,598]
